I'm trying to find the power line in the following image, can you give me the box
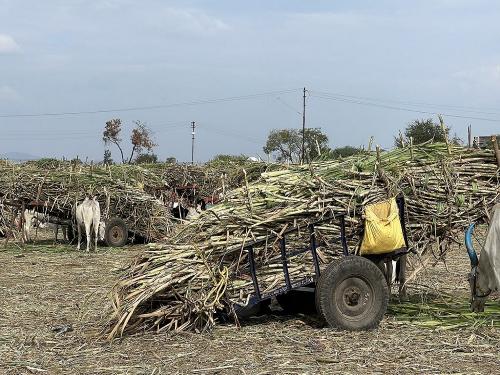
[311,90,500,116]
[197,125,262,145]
[0,89,300,119]
[0,122,186,141]
[275,96,302,116]
[310,93,500,123]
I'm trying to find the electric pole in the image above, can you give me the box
[191,121,196,165]
[301,87,307,164]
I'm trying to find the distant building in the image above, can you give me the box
[473,135,499,149]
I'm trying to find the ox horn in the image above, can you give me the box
[465,223,479,267]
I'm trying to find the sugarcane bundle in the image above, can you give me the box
[388,299,500,329]
[154,161,277,199]
[107,143,499,337]
[0,163,173,241]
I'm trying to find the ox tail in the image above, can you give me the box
[465,223,479,267]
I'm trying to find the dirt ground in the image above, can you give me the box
[0,239,499,375]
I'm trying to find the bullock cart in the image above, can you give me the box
[235,196,410,330]
[0,198,145,247]
[0,161,174,246]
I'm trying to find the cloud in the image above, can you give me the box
[286,11,369,28]
[93,0,132,10]
[155,8,230,36]
[0,34,20,53]
[0,85,20,101]
[453,64,500,83]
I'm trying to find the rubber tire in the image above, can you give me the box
[276,290,316,314]
[104,217,128,247]
[316,256,389,331]
[315,258,343,319]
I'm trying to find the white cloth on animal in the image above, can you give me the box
[482,204,500,291]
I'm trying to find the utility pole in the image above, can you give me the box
[301,87,306,164]
[191,121,196,165]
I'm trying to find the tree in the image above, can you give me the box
[165,156,177,164]
[303,128,330,163]
[263,128,330,163]
[103,119,125,163]
[135,153,158,164]
[128,121,157,163]
[103,149,113,165]
[103,119,157,164]
[395,118,458,147]
[328,146,362,159]
[209,154,248,165]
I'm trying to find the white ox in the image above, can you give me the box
[76,197,102,252]
[38,220,68,242]
[19,209,68,243]
[465,203,500,312]
[19,209,46,242]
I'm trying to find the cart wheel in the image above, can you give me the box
[276,290,316,314]
[104,218,128,247]
[316,256,389,330]
[315,258,343,318]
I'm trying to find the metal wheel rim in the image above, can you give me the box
[110,225,125,244]
[334,276,374,320]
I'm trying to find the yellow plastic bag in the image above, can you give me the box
[360,198,406,255]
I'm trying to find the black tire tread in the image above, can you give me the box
[315,257,343,319]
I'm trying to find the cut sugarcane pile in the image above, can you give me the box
[0,158,271,240]
[0,162,173,241]
[108,143,499,337]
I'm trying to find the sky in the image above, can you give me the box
[0,0,499,162]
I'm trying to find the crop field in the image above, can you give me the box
[0,240,498,375]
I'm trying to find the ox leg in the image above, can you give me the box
[22,223,27,243]
[397,254,408,300]
[62,226,68,242]
[385,259,393,288]
[23,222,31,243]
[85,222,91,252]
[77,225,81,250]
[54,225,59,243]
[93,223,99,252]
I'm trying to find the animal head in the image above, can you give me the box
[465,223,488,312]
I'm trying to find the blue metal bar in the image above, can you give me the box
[280,237,292,290]
[247,246,261,299]
[340,215,349,255]
[309,224,321,277]
[396,195,410,249]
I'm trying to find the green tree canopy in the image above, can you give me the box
[134,153,158,164]
[395,117,461,147]
[103,149,114,165]
[328,146,363,159]
[209,154,248,165]
[263,128,330,163]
